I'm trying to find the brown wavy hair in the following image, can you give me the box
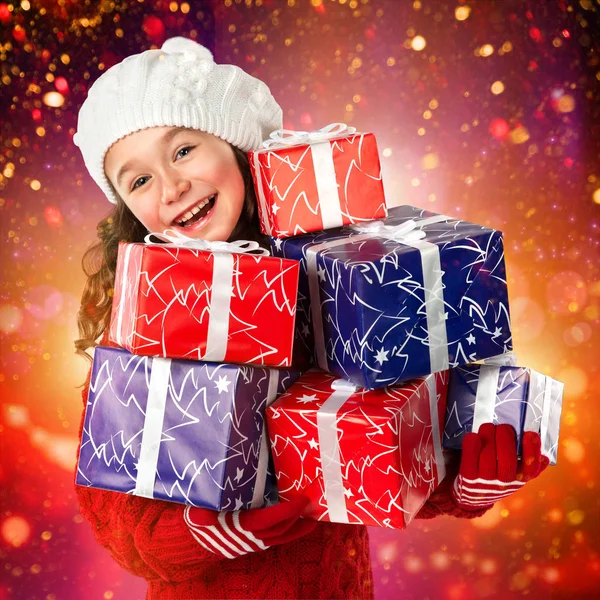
[75,145,267,364]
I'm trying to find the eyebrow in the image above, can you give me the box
[115,127,190,188]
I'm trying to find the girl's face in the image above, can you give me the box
[104,126,246,242]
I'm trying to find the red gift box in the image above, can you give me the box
[109,241,299,367]
[266,369,448,528]
[249,125,387,238]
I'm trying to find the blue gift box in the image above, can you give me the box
[271,205,513,390]
[443,364,563,465]
[76,346,300,509]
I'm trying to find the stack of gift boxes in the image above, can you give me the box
[77,124,564,530]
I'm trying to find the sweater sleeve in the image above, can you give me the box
[75,367,227,582]
[414,451,492,521]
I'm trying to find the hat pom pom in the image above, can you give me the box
[161,37,213,62]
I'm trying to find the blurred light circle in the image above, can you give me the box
[18,315,49,339]
[0,304,22,333]
[471,502,503,529]
[564,322,592,347]
[557,365,588,399]
[546,271,587,315]
[376,541,398,563]
[1,516,31,547]
[3,404,29,428]
[507,264,530,297]
[547,507,563,523]
[489,117,510,140]
[561,437,585,464]
[510,297,546,342]
[411,35,426,51]
[542,567,560,583]
[52,292,80,327]
[24,285,63,320]
[511,571,531,590]
[42,91,64,108]
[0,351,31,376]
[479,558,497,575]
[430,551,450,570]
[403,555,424,573]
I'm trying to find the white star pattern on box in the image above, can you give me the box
[215,375,231,394]
[374,347,389,365]
[297,393,319,404]
[272,206,513,389]
[266,370,447,528]
[76,347,299,510]
[272,203,281,214]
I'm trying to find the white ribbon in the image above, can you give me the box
[307,214,452,376]
[144,229,270,255]
[203,252,234,362]
[259,123,359,231]
[134,357,171,498]
[136,230,269,362]
[523,370,563,465]
[261,123,357,150]
[251,370,281,508]
[114,242,135,348]
[425,374,446,485]
[471,365,501,432]
[316,379,359,523]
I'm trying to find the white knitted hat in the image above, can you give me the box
[73,37,283,204]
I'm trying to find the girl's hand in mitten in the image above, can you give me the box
[451,423,549,512]
[184,496,317,559]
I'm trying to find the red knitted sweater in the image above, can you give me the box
[75,360,489,600]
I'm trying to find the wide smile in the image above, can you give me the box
[171,194,217,232]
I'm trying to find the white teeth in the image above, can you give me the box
[176,195,215,225]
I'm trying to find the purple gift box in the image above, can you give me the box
[443,364,563,465]
[76,346,300,509]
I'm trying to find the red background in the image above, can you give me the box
[1,1,598,598]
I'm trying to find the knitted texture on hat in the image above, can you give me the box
[73,37,283,204]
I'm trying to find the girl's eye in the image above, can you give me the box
[176,146,194,160]
[132,176,150,191]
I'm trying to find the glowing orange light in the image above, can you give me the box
[1,516,31,547]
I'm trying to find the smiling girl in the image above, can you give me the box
[73,37,549,599]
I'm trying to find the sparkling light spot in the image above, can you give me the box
[562,437,586,463]
[491,81,505,94]
[557,95,575,113]
[1,516,31,547]
[42,91,64,108]
[422,153,439,169]
[557,366,588,399]
[480,44,494,57]
[510,126,530,144]
[455,6,471,20]
[30,179,41,191]
[411,36,426,51]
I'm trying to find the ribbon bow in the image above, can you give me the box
[144,229,270,255]
[351,219,427,243]
[262,123,357,150]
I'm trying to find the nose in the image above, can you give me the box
[159,171,191,205]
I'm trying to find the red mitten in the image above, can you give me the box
[184,496,317,559]
[451,422,550,511]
